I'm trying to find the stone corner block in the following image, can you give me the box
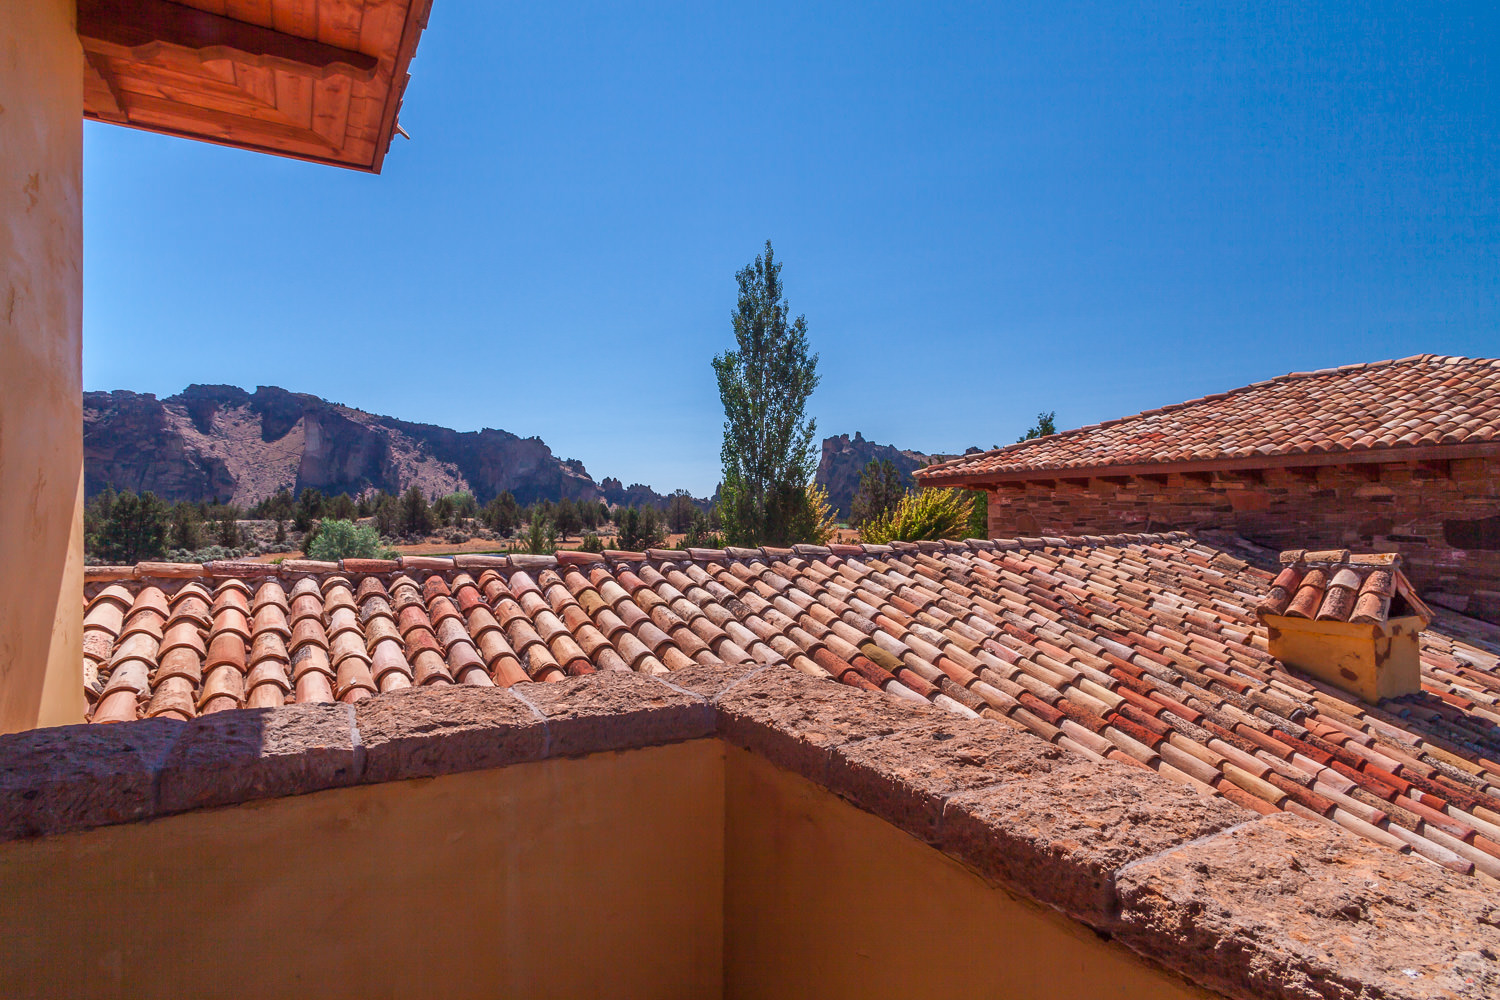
[157,702,358,813]
[714,667,948,786]
[514,670,715,758]
[656,662,764,701]
[0,718,183,841]
[940,752,1249,924]
[1113,811,1500,1000]
[354,685,547,784]
[827,716,1060,846]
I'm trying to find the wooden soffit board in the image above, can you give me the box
[79,0,433,172]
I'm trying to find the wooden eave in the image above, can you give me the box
[78,0,433,173]
[916,440,1500,489]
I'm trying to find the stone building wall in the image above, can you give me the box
[985,456,1500,622]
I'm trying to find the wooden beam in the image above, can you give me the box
[77,0,379,82]
[83,51,129,122]
[115,89,342,154]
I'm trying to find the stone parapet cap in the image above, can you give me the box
[1,670,1496,999]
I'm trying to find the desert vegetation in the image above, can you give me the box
[85,478,721,564]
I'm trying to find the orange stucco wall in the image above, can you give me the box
[0,0,86,732]
[0,740,1218,998]
[0,742,727,999]
[722,746,1217,1000]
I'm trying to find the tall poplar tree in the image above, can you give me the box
[713,241,825,546]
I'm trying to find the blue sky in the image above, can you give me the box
[83,2,1498,496]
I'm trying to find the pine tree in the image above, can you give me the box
[215,511,239,548]
[712,241,822,546]
[1017,411,1057,442]
[400,486,434,537]
[849,460,906,529]
[616,506,665,552]
[169,502,201,551]
[483,492,520,537]
[92,489,169,564]
[293,488,324,532]
[666,490,697,534]
[553,498,581,540]
[373,492,401,537]
[328,493,357,521]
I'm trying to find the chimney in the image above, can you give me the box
[1256,549,1432,702]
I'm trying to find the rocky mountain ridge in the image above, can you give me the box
[84,385,685,509]
[85,384,957,517]
[816,432,933,517]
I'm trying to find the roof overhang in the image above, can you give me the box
[79,0,433,172]
[917,440,1500,489]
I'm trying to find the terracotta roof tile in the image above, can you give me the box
[918,355,1500,483]
[81,540,1500,876]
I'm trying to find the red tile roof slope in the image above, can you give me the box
[917,354,1500,484]
[83,535,1500,878]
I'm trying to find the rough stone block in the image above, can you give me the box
[0,719,181,839]
[715,667,946,785]
[827,716,1058,845]
[940,750,1248,923]
[157,703,358,812]
[354,685,546,784]
[1114,812,1500,1000]
[653,662,766,700]
[513,670,715,758]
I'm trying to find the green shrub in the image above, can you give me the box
[304,520,394,561]
[578,532,606,553]
[859,488,977,544]
[966,489,989,539]
[523,515,556,555]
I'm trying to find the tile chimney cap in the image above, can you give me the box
[1258,549,1431,628]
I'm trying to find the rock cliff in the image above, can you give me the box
[84,385,664,507]
[815,432,934,517]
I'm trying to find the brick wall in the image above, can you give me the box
[984,457,1500,623]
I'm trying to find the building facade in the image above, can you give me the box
[917,356,1500,622]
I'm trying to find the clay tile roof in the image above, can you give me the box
[81,540,1500,876]
[917,355,1500,485]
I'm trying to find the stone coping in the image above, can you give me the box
[2,668,1496,1000]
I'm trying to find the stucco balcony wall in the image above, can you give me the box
[0,670,1496,999]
